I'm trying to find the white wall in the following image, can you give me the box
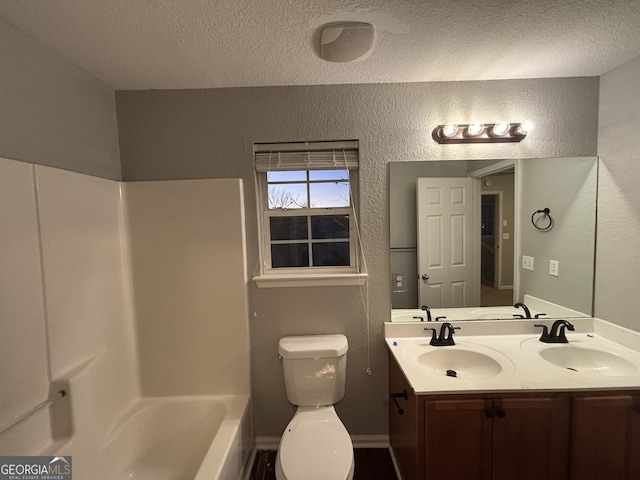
[0,158,49,453]
[35,165,139,453]
[0,159,251,455]
[596,54,640,330]
[0,159,138,454]
[124,179,250,396]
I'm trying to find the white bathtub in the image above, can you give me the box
[89,395,251,480]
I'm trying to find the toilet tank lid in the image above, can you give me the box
[278,334,348,359]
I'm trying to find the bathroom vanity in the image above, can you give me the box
[386,319,640,480]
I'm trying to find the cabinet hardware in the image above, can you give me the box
[391,390,408,415]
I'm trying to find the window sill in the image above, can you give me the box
[253,273,368,288]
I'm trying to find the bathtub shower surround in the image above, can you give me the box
[69,395,250,480]
[0,157,252,479]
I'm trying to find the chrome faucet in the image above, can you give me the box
[513,302,532,319]
[535,319,575,343]
[424,322,460,346]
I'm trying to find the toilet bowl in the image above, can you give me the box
[276,334,354,480]
[275,406,354,480]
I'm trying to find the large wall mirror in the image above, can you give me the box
[390,157,598,320]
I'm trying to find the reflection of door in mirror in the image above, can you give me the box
[390,158,597,317]
[480,173,516,307]
[416,177,480,308]
[481,194,498,287]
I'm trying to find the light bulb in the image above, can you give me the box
[515,121,533,136]
[467,123,484,136]
[492,122,511,136]
[442,124,459,138]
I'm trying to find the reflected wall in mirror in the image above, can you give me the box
[390,157,598,320]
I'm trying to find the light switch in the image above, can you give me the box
[522,255,534,271]
[549,260,559,276]
[503,220,508,227]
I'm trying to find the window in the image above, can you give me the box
[254,141,365,286]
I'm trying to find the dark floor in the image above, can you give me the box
[249,448,398,480]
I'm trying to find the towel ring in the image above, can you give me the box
[531,208,554,231]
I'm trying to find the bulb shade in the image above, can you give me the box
[492,122,511,136]
[515,122,532,136]
[467,124,484,136]
[442,124,459,137]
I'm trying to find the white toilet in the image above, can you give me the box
[275,334,355,480]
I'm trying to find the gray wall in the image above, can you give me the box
[0,17,121,180]
[116,78,599,438]
[596,55,640,330]
[518,157,598,314]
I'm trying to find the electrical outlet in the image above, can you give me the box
[549,260,559,277]
[522,255,534,271]
[392,271,407,293]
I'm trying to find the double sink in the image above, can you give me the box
[386,318,640,394]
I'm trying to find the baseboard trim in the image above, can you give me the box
[254,434,389,451]
[351,434,390,448]
[388,445,404,480]
[255,436,280,450]
[242,448,258,480]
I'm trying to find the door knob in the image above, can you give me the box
[421,274,429,281]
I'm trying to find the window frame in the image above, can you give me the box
[257,168,361,277]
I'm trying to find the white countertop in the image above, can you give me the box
[385,318,640,395]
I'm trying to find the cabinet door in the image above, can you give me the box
[570,395,637,480]
[492,397,569,480]
[631,395,640,479]
[388,356,420,480]
[424,398,492,480]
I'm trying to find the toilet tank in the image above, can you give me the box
[278,334,348,407]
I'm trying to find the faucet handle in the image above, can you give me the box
[534,324,550,341]
[424,327,437,343]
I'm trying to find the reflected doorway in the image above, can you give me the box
[481,194,498,288]
[479,173,515,307]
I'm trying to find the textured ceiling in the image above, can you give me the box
[1,0,639,90]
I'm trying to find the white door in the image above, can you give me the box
[417,177,480,308]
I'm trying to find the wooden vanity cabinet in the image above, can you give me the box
[569,393,640,480]
[389,355,570,480]
[390,353,640,480]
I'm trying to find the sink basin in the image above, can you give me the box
[468,308,518,320]
[540,346,638,376]
[416,349,503,379]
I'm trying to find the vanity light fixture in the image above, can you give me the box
[433,123,529,144]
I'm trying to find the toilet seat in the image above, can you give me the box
[276,406,354,480]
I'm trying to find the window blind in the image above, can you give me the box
[254,140,359,172]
